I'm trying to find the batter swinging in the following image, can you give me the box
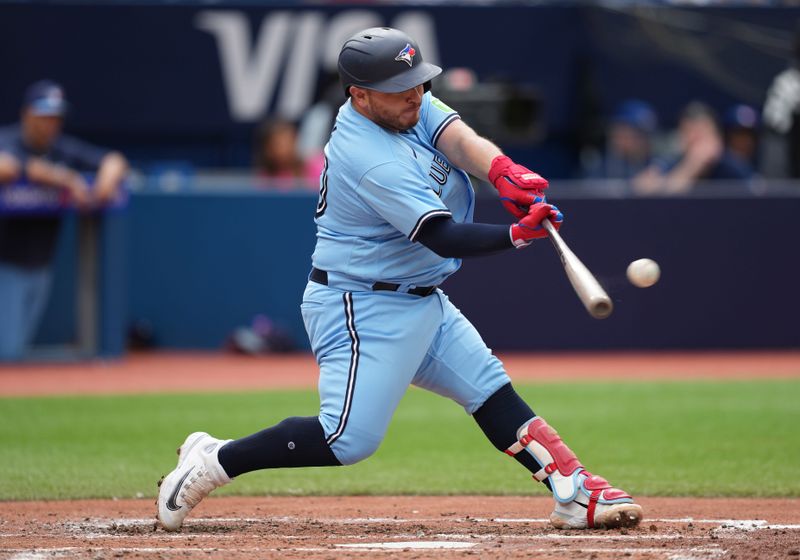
[156,27,642,532]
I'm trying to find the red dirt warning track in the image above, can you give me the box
[1,350,799,396]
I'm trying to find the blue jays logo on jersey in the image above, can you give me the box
[395,44,416,67]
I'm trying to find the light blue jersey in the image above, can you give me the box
[312,92,473,287]
[303,92,509,466]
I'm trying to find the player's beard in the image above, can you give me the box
[372,104,421,132]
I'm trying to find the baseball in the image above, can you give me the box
[627,258,660,288]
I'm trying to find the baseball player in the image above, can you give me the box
[0,80,128,360]
[157,27,642,532]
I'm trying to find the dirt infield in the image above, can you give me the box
[1,496,799,559]
[1,351,799,558]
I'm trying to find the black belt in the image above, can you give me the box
[310,267,438,297]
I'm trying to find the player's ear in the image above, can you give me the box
[350,86,368,108]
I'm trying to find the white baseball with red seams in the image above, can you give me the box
[627,258,660,288]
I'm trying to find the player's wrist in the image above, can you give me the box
[488,155,512,187]
[509,224,533,249]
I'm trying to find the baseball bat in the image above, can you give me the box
[541,219,613,320]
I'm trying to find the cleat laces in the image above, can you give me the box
[180,467,218,509]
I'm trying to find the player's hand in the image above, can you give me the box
[65,173,92,209]
[509,199,563,248]
[92,182,118,205]
[489,155,549,219]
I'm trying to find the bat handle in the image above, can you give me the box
[541,218,557,236]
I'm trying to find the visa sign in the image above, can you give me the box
[196,10,439,122]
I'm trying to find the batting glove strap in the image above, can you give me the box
[509,224,533,248]
[488,155,549,191]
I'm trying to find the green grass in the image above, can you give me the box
[0,380,798,500]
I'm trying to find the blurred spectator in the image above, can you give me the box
[0,80,128,360]
[723,103,760,169]
[761,25,800,178]
[633,101,754,195]
[253,118,323,190]
[582,99,658,180]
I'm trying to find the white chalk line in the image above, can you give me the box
[329,546,727,557]
[337,541,476,550]
[667,546,728,560]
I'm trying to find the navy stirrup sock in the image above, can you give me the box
[218,416,341,478]
[473,383,553,491]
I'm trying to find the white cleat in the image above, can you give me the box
[550,500,643,530]
[156,432,232,531]
[548,470,643,530]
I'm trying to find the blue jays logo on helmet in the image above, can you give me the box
[394,43,416,67]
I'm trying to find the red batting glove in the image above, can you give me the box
[509,201,564,248]
[488,155,549,219]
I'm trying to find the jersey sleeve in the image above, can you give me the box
[357,161,452,242]
[420,93,461,149]
[0,128,23,158]
[56,135,110,171]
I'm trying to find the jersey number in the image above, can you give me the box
[315,156,329,218]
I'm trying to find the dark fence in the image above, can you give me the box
[32,187,800,353]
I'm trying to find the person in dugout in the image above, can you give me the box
[0,80,128,360]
